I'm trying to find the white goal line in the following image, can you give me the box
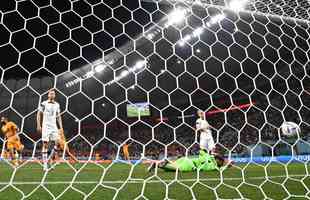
[3,175,306,185]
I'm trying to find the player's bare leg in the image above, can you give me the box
[66,148,78,163]
[1,149,8,159]
[42,141,49,171]
[8,148,18,167]
[48,141,60,169]
[124,153,130,162]
[15,148,24,164]
[1,140,7,159]
[15,142,24,165]
[54,149,60,163]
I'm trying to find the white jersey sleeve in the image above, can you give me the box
[196,119,201,130]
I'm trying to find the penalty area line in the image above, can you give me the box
[0,175,307,185]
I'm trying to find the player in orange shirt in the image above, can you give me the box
[1,116,24,166]
[54,129,78,163]
[122,142,131,161]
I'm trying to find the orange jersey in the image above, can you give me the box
[95,153,100,160]
[1,121,18,138]
[7,135,24,151]
[123,144,129,154]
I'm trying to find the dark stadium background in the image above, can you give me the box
[0,0,309,160]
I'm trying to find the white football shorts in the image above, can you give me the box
[42,128,59,142]
[200,130,215,151]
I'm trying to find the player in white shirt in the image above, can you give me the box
[196,110,215,153]
[36,89,63,171]
[196,110,233,167]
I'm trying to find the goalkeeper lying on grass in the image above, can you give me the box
[148,150,232,172]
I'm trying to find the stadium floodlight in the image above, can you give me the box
[209,14,225,25]
[146,33,154,40]
[120,70,129,77]
[108,60,147,85]
[178,40,186,46]
[184,35,191,41]
[178,27,203,46]
[193,27,204,37]
[107,59,114,65]
[95,64,106,73]
[134,60,147,70]
[84,71,95,79]
[65,77,82,87]
[165,8,188,27]
[66,67,101,87]
[229,0,248,11]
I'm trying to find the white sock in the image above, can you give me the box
[42,151,48,168]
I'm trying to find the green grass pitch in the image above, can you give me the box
[0,162,308,199]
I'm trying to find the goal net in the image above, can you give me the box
[0,0,309,199]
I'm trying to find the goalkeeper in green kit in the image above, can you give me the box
[154,149,221,172]
[147,149,228,172]
[148,110,232,172]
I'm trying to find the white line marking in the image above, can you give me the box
[4,175,307,185]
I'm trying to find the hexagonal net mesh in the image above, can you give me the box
[0,0,310,199]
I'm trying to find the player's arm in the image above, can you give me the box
[0,125,7,140]
[56,105,63,130]
[196,121,203,132]
[36,103,43,132]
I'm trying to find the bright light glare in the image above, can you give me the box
[193,27,204,36]
[135,60,146,69]
[178,40,185,46]
[210,14,225,24]
[121,70,129,77]
[146,33,154,40]
[229,0,248,11]
[166,9,187,27]
[95,64,106,72]
[84,71,94,78]
[184,35,191,41]
[107,60,148,85]
[107,60,114,65]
